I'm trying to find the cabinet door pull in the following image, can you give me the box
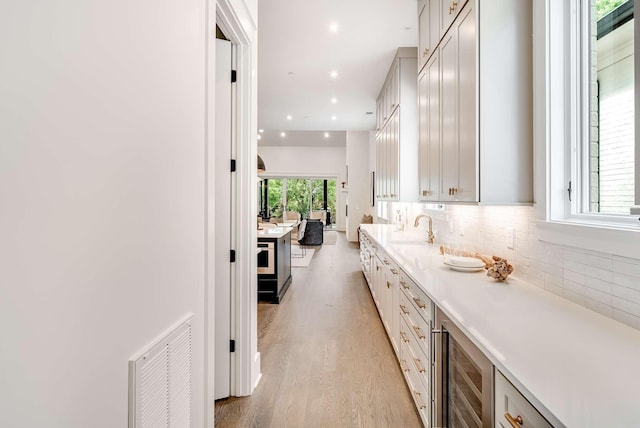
[413,391,427,409]
[504,413,523,428]
[400,359,410,372]
[413,357,426,373]
[386,281,391,289]
[400,280,409,289]
[390,268,398,275]
[423,48,429,57]
[413,325,426,339]
[383,259,390,265]
[400,305,410,315]
[400,331,410,343]
[413,297,426,309]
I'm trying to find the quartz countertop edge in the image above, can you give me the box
[257,227,292,240]
[360,224,640,428]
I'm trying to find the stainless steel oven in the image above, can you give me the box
[434,307,494,428]
[257,241,275,275]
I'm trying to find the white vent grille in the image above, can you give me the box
[129,314,193,428]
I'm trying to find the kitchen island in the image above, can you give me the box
[258,227,292,303]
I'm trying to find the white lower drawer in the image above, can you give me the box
[495,370,553,428]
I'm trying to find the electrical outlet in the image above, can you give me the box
[506,228,515,250]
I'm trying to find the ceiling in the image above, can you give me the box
[257,0,418,146]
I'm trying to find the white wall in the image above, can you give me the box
[258,146,347,230]
[345,131,372,241]
[0,1,213,426]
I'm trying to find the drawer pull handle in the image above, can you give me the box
[400,331,410,343]
[400,280,409,289]
[413,357,426,373]
[386,281,391,289]
[390,268,398,275]
[400,359,410,372]
[413,297,426,309]
[504,413,523,428]
[413,325,426,339]
[383,259,390,265]
[413,391,427,409]
[400,305,410,315]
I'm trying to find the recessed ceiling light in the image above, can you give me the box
[329,22,339,33]
[257,134,262,140]
[286,115,292,120]
[324,132,330,138]
[331,97,338,104]
[330,70,338,79]
[331,115,337,121]
[259,129,264,133]
[280,132,286,137]
[366,112,373,115]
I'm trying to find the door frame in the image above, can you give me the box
[206,0,259,426]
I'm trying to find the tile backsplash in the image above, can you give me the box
[386,203,640,331]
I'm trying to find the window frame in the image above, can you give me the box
[538,0,640,258]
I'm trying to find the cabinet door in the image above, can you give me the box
[418,0,429,71]
[418,68,429,201]
[426,52,441,201]
[440,2,476,202]
[419,51,441,201]
[441,0,468,35]
[439,30,458,202]
[389,109,400,200]
[420,0,441,72]
[428,0,441,57]
[389,62,400,113]
[376,96,383,133]
[376,134,382,199]
[455,2,476,201]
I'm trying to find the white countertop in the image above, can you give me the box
[257,227,292,240]
[360,224,640,428]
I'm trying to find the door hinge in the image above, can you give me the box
[567,180,572,202]
[230,250,236,263]
[231,70,237,83]
[230,159,236,172]
[230,339,235,352]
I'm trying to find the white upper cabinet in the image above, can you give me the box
[418,51,440,201]
[376,48,418,202]
[440,0,468,35]
[418,0,442,71]
[417,0,533,204]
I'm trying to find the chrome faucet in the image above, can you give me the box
[414,214,435,244]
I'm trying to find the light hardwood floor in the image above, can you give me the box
[214,232,422,427]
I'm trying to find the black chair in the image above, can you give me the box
[298,219,323,245]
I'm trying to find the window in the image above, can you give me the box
[569,0,637,222]
[539,0,639,256]
[260,177,337,226]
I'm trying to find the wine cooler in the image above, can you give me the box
[435,307,494,428]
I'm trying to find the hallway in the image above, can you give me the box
[214,232,421,427]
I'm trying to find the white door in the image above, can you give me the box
[215,38,232,400]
